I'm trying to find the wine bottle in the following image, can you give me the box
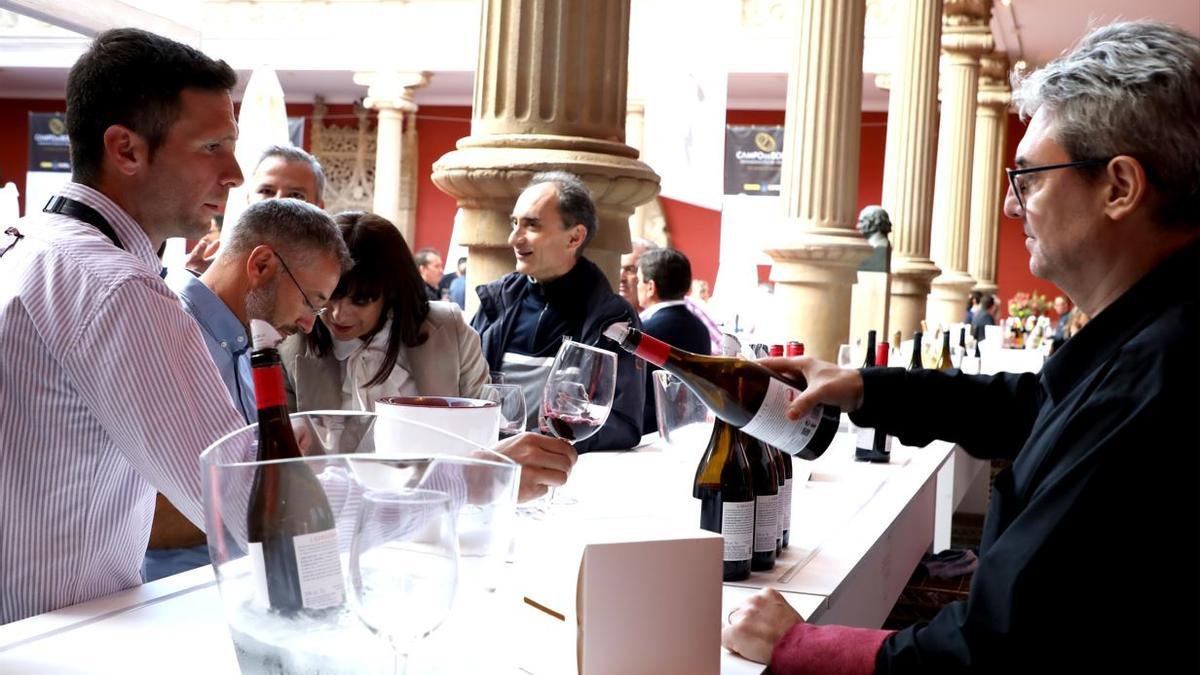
[740,433,779,571]
[246,320,344,615]
[908,331,924,371]
[693,420,755,581]
[603,323,839,460]
[854,331,891,463]
[786,340,804,357]
[934,329,953,371]
[768,344,791,550]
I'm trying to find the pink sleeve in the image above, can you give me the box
[769,623,894,675]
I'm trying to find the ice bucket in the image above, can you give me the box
[200,412,519,674]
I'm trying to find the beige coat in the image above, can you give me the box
[279,301,489,412]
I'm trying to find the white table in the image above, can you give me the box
[0,432,955,674]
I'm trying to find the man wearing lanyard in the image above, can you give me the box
[0,28,251,624]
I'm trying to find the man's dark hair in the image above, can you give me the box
[638,248,692,301]
[66,28,238,185]
[527,171,598,254]
[982,294,997,311]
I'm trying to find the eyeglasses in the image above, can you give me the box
[273,251,327,318]
[1006,158,1111,214]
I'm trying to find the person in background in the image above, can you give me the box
[970,293,997,342]
[472,171,644,452]
[1050,294,1075,353]
[448,256,468,309]
[438,255,464,301]
[414,246,444,301]
[724,20,1200,672]
[0,27,247,624]
[688,279,711,304]
[619,236,657,312]
[964,289,983,323]
[636,247,713,431]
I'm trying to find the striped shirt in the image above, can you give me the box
[0,183,243,625]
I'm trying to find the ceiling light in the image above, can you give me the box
[1014,59,1028,71]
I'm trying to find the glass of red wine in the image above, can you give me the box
[481,383,526,440]
[537,339,617,504]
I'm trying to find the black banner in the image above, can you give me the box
[28,112,71,172]
[723,125,783,196]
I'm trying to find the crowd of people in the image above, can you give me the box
[0,17,1196,674]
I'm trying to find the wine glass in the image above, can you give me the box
[537,339,617,504]
[348,489,458,675]
[836,343,854,368]
[481,383,526,440]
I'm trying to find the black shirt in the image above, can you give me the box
[856,241,1200,672]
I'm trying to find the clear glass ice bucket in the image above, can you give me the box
[200,412,519,674]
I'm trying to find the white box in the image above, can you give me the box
[516,518,723,675]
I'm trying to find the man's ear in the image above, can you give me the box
[245,244,276,289]
[102,125,149,177]
[567,223,587,252]
[645,278,658,302]
[1104,155,1149,222]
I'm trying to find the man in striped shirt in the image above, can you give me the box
[0,28,250,625]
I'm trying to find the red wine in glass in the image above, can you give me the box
[543,411,604,442]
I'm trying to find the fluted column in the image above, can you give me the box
[968,53,1010,296]
[764,0,873,363]
[882,0,944,339]
[432,0,659,314]
[926,0,993,328]
[355,71,430,244]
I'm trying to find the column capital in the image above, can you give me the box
[354,71,431,112]
[977,52,1012,109]
[942,0,993,57]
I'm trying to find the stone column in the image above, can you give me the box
[926,0,993,328]
[764,0,873,363]
[882,0,944,340]
[432,0,659,314]
[967,53,1010,297]
[355,71,430,244]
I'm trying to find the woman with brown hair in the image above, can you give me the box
[279,211,488,411]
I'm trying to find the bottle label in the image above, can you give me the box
[780,478,792,533]
[855,425,875,450]
[721,501,754,562]
[741,378,822,456]
[248,528,345,610]
[253,365,287,410]
[754,494,778,553]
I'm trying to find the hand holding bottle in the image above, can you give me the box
[755,356,865,422]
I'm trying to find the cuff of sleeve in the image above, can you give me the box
[848,367,906,429]
[769,622,894,675]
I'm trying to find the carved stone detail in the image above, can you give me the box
[311,96,376,215]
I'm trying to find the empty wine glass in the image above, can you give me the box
[348,489,458,675]
[481,383,526,440]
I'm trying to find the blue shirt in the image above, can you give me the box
[165,269,255,423]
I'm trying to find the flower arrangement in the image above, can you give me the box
[1007,292,1050,321]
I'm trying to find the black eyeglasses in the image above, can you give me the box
[1006,158,1111,214]
[273,251,327,318]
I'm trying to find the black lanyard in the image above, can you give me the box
[43,196,124,250]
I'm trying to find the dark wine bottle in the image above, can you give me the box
[854,331,891,463]
[740,433,779,571]
[603,323,839,460]
[246,320,344,615]
[934,329,953,371]
[909,331,925,371]
[770,344,791,550]
[693,420,754,581]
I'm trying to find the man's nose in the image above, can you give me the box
[222,154,244,189]
[1003,186,1022,219]
[297,314,316,334]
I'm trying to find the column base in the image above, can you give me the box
[888,256,941,340]
[971,280,998,296]
[927,271,978,330]
[765,227,874,363]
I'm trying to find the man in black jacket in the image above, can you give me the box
[472,171,644,453]
[636,247,712,431]
[723,20,1200,673]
